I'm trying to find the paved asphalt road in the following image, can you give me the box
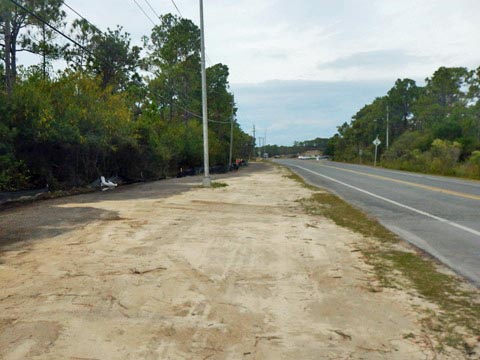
[277,159,480,286]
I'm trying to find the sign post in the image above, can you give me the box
[373,136,381,167]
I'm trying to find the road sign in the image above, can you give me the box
[373,136,381,167]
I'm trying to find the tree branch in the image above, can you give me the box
[17,48,40,55]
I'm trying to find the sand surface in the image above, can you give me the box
[0,164,461,359]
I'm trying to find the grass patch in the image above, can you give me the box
[383,251,480,330]
[281,165,480,355]
[282,171,318,191]
[210,181,228,188]
[300,192,398,243]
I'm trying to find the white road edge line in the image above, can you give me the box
[294,165,480,238]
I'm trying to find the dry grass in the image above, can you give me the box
[210,181,228,188]
[281,165,480,355]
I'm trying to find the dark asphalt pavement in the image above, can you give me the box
[277,159,480,286]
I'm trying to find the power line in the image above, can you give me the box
[170,0,183,18]
[8,0,96,58]
[141,0,208,67]
[152,90,232,125]
[135,0,214,66]
[10,0,228,127]
[132,0,156,26]
[62,1,102,34]
[209,118,231,124]
[176,97,232,124]
[143,0,160,19]
[8,0,128,75]
[205,54,213,66]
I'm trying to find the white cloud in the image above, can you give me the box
[19,0,480,83]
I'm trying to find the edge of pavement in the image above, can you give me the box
[273,161,480,358]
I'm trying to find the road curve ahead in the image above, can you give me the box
[277,159,480,286]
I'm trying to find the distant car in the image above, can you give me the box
[298,155,316,160]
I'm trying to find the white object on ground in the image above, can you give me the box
[100,176,117,191]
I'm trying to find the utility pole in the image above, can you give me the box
[386,105,390,149]
[199,0,210,186]
[228,102,234,169]
[264,129,267,159]
[252,124,256,159]
[258,137,264,158]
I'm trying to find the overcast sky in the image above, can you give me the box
[22,0,480,145]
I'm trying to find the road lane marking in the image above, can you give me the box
[318,163,480,201]
[293,165,480,238]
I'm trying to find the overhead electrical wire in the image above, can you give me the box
[154,92,233,124]
[62,1,102,34]
[131,0,240,127]
[132,0,156,26]
[8,0,96,59]
[169,0,183,18]
[148,84,233,125]
[9,0,128,75]
[136,0,215,66]
[9,0,231,127]
[143,0,161,19]
[60,0,222,125]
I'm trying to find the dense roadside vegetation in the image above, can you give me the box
[325,66,480,179]
[1,2,253,191]
[260,137,329,157]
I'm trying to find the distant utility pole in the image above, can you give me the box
[386,105,390,149]
[199,0,210,186]
[262,131,265,159]
[228,102,234,168]
[258,137,264,158]
[264,129,267,158]
[252,124,256,159]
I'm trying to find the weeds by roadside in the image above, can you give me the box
[209,182,228,188]
[281,165,480,356]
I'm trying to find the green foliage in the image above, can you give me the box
[144,14,202,122]
[89,26,141,89]
[65,22,141,90]
[0,119,28,190]
[261,137,329,157]
[1,0,66,91]
[20,0,66,78]
[429,139,462,174]
[0,11,253,191]
[465,151,480,178]
[329,66,480,178]
[210,181,228,188]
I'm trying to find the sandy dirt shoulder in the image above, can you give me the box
[0,164,467,359]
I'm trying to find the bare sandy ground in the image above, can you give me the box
[0,164,464,359]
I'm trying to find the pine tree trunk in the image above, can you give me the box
[3,10,13,94]
[42,24,47,79]
[11,33,16,83]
